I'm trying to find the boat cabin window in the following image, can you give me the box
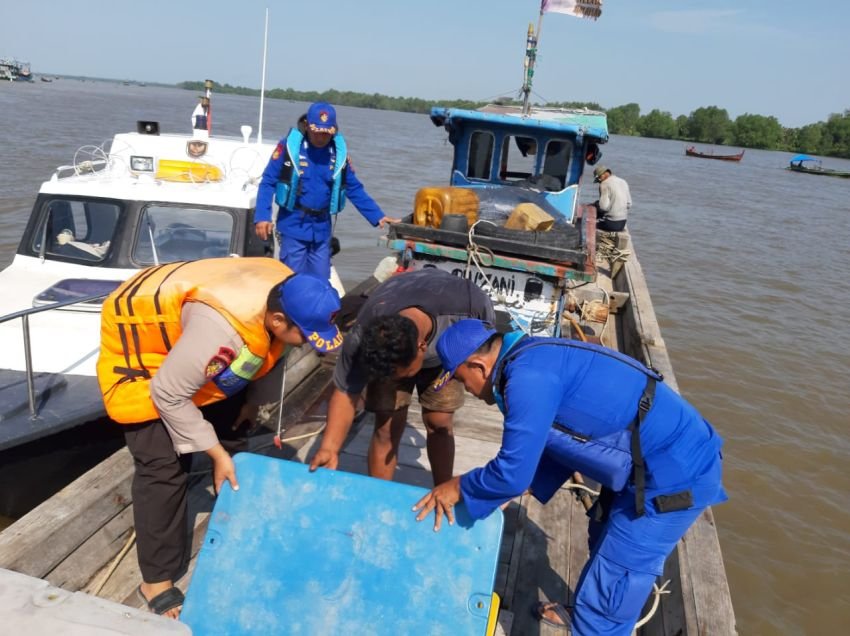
[133,205,235,266]
[541,140,573,190]
[32,198,120,262]
[500,136,538,183]
[468,131,495,180]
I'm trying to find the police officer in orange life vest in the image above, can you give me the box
[254,102,399,280]
[96,258,343,620]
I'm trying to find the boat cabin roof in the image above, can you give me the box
[789,154,820,165]
[39,131,275,210]
[431,105,609,142]
[15,128,275,270]
[429,105,608,198]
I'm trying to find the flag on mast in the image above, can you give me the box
[541,0,602,20]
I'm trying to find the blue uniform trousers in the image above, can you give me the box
[280,233,332,281]
[570,458,723,635]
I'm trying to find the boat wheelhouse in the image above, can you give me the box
[386,104,610,337]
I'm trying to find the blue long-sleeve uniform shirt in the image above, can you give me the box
[460,338,726,520]
[255,136,385,243]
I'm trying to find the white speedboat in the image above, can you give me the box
[0,115,278,451]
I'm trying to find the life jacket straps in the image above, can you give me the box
[630,376,656,517]
[494,335,661,515]
[110,262,188,381]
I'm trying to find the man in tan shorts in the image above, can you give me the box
[309,269,495,485]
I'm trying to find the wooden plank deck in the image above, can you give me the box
[0,245,737,635]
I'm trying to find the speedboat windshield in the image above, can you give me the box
[133,204,236,266]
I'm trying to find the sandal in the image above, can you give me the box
[137,585,185,616]
[533,601,572,631]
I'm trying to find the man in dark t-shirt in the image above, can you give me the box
[310,269,495,485]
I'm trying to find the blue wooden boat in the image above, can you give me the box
[787,154,850,178]
[386,102,609,336]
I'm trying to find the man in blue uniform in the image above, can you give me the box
[413,320,727,635]
[254,102,398,279]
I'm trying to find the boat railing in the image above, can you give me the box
[0,293,107,419]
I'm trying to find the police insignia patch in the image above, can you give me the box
[272,143,283,160]
[205,355,228,379]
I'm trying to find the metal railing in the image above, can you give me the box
[0,293,107,419]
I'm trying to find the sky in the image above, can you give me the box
[2,0,849,128]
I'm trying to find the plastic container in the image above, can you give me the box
[504,202,555,231]
[414,187,479,228]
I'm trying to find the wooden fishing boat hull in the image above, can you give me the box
[786,165,850,178]
[685,148,745,162]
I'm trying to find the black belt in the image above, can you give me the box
[295,204,330,217]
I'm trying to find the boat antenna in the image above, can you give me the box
[204,79,213,135]
[520,19,541,116]
[258,7,269,144]
[522,1,604,115]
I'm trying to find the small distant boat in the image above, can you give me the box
[685,145,745,162]
[40,76,52,83]
[786,154,850,179]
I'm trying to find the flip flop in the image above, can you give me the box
[137,585,185,616]
[533,601,572,631]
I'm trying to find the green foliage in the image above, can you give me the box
[793,123,824,153]
[606,103,641,135]
[822,110,850,158]
[687,106,731,144]
[731,113,783,149]
[675,115,689,138]
[178,80,484,115]
[546,100,604,111]
[637,109,677,139]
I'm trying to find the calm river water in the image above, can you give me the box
[1,81,848,635]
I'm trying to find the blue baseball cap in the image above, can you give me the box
[279,274,342,353]
[306,102,337,134]
[433,319,497,391]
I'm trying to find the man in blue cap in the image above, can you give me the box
[97,258,342,619]
[254,102,398,280]
[413,319,727,635]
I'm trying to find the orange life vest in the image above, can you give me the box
[96,258,292,424]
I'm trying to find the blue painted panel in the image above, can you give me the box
[181,454,504,636]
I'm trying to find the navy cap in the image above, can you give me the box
[279,274,342,353]
[433,319,497,391]
[306,102,337,134]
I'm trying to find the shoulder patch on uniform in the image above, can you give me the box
[217,346,236,365]
[272,143,283,160]
[205,354,229,379]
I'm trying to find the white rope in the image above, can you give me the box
[561,482,600,497]
[633,579,672,632]
[464,219,553,334]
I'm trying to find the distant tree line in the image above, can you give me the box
[606,103,850,159]
[179,81,850,159]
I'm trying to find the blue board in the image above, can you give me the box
[181,453,504,635]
